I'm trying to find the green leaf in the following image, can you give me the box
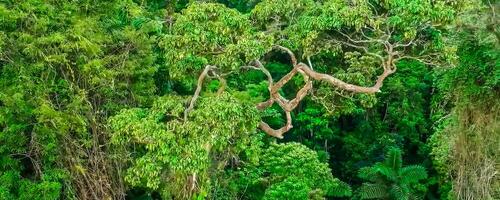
[359,183,389,199]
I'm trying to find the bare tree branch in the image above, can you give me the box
[394,39,414,48]
[216,75,226,95]
[335,40,386,63]
[184,65,217,121]
[307,56,313,70]
[273,45,297,65]
[258,111,292,139]
[185,28,438,138]
[296,62,394,94]
[338,31,384,44]
[394,55,440,66]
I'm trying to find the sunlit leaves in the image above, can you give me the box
[0,0,163,198]
[109,94,260,197]
[162,2,272,84]
[239,142,352,199]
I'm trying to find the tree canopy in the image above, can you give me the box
[0,0,497,200]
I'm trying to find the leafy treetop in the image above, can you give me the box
[165,0,472,138]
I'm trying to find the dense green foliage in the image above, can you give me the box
[109,94,261,199]
[357,148,428,200]
[429,2,499,198]
[0,0,498,200]
[236,142,351,199]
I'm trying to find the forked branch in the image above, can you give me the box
[184,65,217,121]
[245,44,399,138]
[186,43,404,138]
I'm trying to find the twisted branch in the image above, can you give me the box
[183,13,445,138]
[185,33,419,138]
[246,43,398,138]
[184,65,217,121]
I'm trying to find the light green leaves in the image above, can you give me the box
[162,2,272,83]
[240,142,352,199]
[109,94,260,198]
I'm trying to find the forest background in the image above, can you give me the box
[0,0,498,199]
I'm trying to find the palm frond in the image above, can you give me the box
[400,165,427,184]
[374,163,397,182]
[384,148,402,171]
[390,185,410,200]
[358,167,379,182]
[329,180,352,197]
[358,183,389,199]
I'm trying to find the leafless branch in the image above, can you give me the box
[186,40,407,138]
[307,56,313,70]
[258,111,292,139]
[394,55,440,66]
[273,45,297,65]
[184,65,217,121]
[338,31,384,44]
[394,39,414,48]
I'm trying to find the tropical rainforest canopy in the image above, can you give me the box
[0,0,498,199]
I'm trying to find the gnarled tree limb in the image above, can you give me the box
[185,42,401,138]
[258,111,292,139]
[296,62,394,94]
[184,65,217,121]
[251,44,398,138]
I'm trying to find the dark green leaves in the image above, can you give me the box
[357,148,428,199]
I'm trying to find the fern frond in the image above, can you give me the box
[374,163,397,182]
[329,180,352,197]
[384,148,402,171]
[400,165,427,184]
[358,167,379,182]
[408,192,424,200]
[358,183,389,199]
[390,185,410,200]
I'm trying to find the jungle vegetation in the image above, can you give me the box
[0,0,498,199]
